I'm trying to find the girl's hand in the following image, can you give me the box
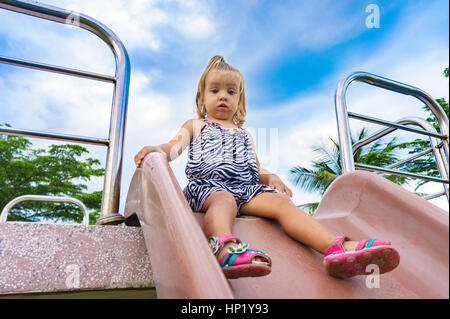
[267,174,293,198]
[134,145,167,168]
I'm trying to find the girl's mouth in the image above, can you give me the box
[218,104,228,109]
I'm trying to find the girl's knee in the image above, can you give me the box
[203,191,238,214]
[271,193,296,219]
[271,192,294,207]
[240,192,295,219]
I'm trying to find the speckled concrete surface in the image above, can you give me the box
[0,222,154,295]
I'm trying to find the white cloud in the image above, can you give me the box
[42,0,216,49]
[0,70,112,137]
[0,8,115,74]
[168,0,216,40]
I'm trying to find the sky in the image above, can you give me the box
[0,0,448,218]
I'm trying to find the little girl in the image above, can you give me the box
[134,55,400,280]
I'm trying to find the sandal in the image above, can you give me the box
[209,234,272,279]
[323,236,400,279]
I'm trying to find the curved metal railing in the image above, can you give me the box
[0,0,131,224]
[0,195,89,226]
[335,71,449,201]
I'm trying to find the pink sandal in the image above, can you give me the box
[209,234,272,279]
[323,236,400,279]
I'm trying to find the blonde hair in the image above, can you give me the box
[195,55,246,127]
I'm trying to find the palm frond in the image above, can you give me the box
[288,166,323,194]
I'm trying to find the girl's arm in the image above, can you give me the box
[245,130,293,197]
[135,119,203,167]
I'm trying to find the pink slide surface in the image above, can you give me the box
[124,152,448,298]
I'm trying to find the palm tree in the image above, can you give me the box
[289,127,407,214]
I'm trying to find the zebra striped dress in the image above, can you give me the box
[183,119,276,213]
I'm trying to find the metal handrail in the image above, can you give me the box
[352,117,449,198]
[423,191,447,200]
[386,147,434,169]
[0,0,131,225]
[348,112,447,140]
[0,126,110,146]
[335,71,449,202]
[335,71,449,172]
[0,55,116,83]
[355,163,449,183]
[0,195,89,226]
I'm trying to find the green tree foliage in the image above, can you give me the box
[0,124,104,224]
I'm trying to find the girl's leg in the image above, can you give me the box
[201,191,239,260]
[240,192,357,254]
[240,192,400,279]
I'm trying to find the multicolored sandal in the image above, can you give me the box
[323,236,400,279]
[209,234,272,279]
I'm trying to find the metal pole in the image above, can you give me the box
[0,126,110,146]
[0,55,116,83]
[334,78,355,172]
[348,112,446,140]
[354,163,449,184]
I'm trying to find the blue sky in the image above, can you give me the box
[0,0,448,215]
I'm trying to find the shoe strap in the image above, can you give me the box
[220,248,267,268]
[324,236,349,257]
[355,238,390,250]
[209,234,242,256]
[356,239,371,251]
[326,237,391,256]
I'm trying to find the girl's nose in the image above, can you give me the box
[219,90,227,100]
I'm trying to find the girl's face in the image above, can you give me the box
[203,70,241,123]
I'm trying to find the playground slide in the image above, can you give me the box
[124,152,449,299]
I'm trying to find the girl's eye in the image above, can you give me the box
[228,90,236,95]
[211,89,218,93]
